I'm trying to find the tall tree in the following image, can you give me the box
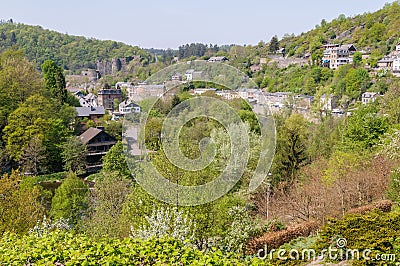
[272,114,309,189]
[61,137,87,175]
[41,60,67,104]
[19,136,46,175]
[0,170,45,234]
[85,172,130,238]
[268,35,279,53]
[0,49,43,131]
[102,141,131,179]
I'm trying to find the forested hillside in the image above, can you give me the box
[0,20,152,72]
[278,2,400,62]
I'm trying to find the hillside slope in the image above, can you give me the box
[279,1,400,60]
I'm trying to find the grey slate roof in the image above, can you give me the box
[79,127,103,144]
[75,106,105,117]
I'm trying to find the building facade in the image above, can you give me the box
[97,87,123,110]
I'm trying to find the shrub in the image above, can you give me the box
[0,231,261,265]
[245,220,319,254]
[314,210,400,265]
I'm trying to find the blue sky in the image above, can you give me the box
[0,0,393,49]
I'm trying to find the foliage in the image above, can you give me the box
[50,172,89,226]
[0,231,255,265]
[344,68,370,99]
[0,48,43,131]
[269,36,279,53]
[272,113,309,188]
[61,136,87,175]
[387,168,400,205]
[102,141,131,179]
[3,94,74,172]
[222,205,261,253]
[41,59,67,103]
[131,207,196,243]
[0,170,46,235]
[0,22,149,71]
[28,216,71,237]
[314,210,400,265]
[340,103,389,151]
[84,172,131,238]
[18,136,46,175]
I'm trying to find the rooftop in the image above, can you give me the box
[79,127,103,144]
[75,106,105,117]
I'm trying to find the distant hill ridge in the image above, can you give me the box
[0,20,152,73]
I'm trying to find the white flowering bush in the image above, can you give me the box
[28,216,71,237]
[222,205,260,253]
[130,207,196,243]
[378,129,400,160]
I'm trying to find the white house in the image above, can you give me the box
[393,56,400,72]
[362,92,380,105]
[185,69,203,81]
[320,94,338,111]
[119,100,141,114]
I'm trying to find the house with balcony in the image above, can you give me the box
[322,44,356,69]
[79,127,117,173]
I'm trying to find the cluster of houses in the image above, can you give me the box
[73,84,142,122]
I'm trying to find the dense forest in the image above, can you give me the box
[0,19,152,72]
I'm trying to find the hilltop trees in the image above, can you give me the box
[268,35,279,53]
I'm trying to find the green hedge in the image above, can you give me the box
[314,210,400,265]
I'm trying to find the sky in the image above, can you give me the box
[0,0,394,49]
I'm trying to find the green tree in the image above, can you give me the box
[19,136,46,175]
[0,170,45,234]
[273,114,309,188]
[61,137,87,175]
[345,68,370,99]
[387,168,400,205]
[3,95,71,172]
[353,51,363,66]
[0,49,43,131]
[41,60,67,104]
[268,35,279,53]
[85,172,130,238]
[50,172,89,226]
[341,104,389,150]
[102,141,131,179]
